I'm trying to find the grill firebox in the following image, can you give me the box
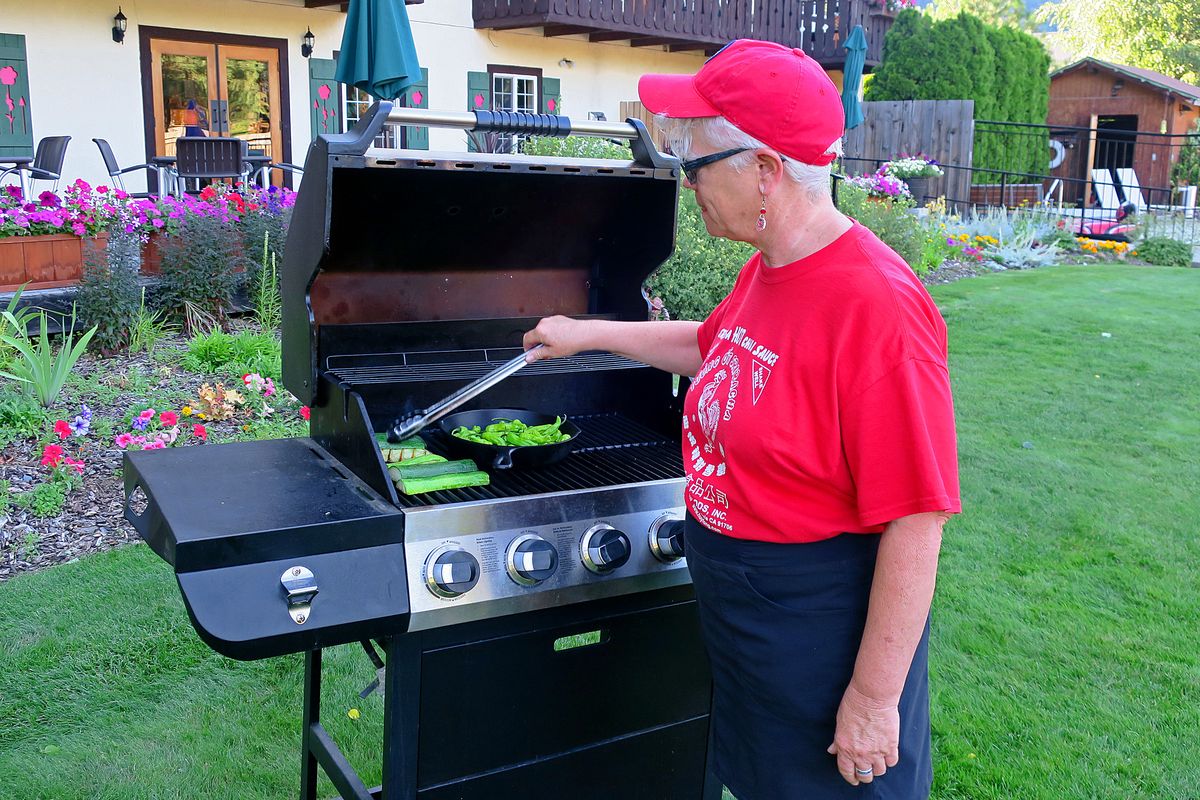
[123,103,717,799]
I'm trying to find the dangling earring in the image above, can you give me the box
[756,192,768,232]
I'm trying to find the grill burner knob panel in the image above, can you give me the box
[648,515,686,563]
[581,523,632,575]
[506,534,559,586]
[425,545,481,599]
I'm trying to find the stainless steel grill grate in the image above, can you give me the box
[396,413,682,508]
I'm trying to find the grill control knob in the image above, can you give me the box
[425,545,480,599]
[649,514,686,563]
[581,523,632,575]
[506,534,559,586]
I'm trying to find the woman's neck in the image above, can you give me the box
[757,199,853,268]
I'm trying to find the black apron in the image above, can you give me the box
[685,514,933,800]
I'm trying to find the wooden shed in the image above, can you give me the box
[1047,59,1200,206]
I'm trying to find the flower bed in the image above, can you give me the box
[0,180,295,290]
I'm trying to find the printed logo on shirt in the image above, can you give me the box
[752,360,772,405]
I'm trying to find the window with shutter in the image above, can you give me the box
[466,71,490,152]
[399,68,429,150]
[542,77,561,116]
[0,33,34,159]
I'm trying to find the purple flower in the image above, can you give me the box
[38,190,61,208]
[70,415,90,436]
[4,185,22,200]
[80,404,93,421]
[152,218,164,229]
[22,202,37,212]
[131,416,149,431]
[72,222,86,236]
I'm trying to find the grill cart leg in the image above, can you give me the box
[381,635,423,800]
[301,648,375,800]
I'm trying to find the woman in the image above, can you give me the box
[524,40,960,799]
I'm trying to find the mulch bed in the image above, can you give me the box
[0,260,990,583]
[0,331,303,582]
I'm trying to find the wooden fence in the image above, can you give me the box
[842,99,975,208]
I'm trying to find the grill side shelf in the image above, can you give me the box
[123,437,403,573]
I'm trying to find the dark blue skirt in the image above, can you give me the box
[685,514,932,800]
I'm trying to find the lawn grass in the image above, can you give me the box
[1,263,1198,799]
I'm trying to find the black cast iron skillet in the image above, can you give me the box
[438,408,580,470]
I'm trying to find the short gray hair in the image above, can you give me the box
[655,114,842,202]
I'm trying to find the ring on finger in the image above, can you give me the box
[855,767,874,776]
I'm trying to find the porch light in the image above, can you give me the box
[301,28,315,59]
[112,7,127,44]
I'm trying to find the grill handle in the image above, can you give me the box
[378,104,676,169]
[387,345,542,443]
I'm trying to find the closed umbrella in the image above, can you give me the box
[842,25,868,131]
[335,0,423,100]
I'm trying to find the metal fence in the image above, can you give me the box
[843,117,1200,245]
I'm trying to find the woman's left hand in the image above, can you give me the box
[826,681,900,785]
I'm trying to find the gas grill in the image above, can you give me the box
[123,103,717,799]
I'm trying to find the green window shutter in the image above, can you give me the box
[0,33,34,158]
[466,71,490,152]
[400,68,429,150]
[542,77,562,116]
[309,57,339,140]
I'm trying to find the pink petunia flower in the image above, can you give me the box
[159,411,179,427]
[192,424,207,441]
[115,433,135,449]
[299,406,310,420]
[139,408,156,421]
[54,420,71,439]
[142,440,167,450]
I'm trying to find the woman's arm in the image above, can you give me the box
[523,316,704,377]
[828,511,948,785]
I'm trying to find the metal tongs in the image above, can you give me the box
[387,345,543,443]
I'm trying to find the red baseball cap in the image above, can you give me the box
[638,39,844,166]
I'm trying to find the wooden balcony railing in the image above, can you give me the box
[473,0,894,68]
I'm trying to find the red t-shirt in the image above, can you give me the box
[682,221,961,543]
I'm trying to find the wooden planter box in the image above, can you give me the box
[141,232,165,275]
[0,232,107,292]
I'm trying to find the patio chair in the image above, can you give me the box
[0,135,71,197]
[92,138,157,197]
[173,136,250,195]
[1114,168,1147,210]
[1090,168,1122,210]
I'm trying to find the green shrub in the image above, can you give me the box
[867,10,1050,184]
[1170,121,1200,188]
[644,192,753,321]
[241,205,289,289]
[0,307,97,408]
[0,391,47,445]
[522,135,632,160]
[253,233,282,333]
[15,480,66,519]
[181,329,282,379]
[77,227,141,354]
[1136,237,1193,268]
[1,283,38,369]
[128,287,175,356]
[836,182,926,271]
[158,213,246,334]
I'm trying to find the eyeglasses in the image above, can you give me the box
[679,147,749,184]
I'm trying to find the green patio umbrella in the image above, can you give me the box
[335,0,423,100]
[842,25,868,131]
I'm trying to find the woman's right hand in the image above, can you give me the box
[522,316,592,363]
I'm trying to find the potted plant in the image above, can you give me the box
[844,170,913,202]
[0,180,111,290]
[868,0,917,15]
[881,156,944,204]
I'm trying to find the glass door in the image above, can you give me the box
[148,37,284,183]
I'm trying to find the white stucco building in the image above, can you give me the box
[0,1,885,190]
